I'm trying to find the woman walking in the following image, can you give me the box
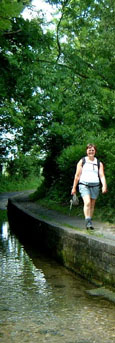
[71,144,107,230]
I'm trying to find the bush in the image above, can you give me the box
[57,144,86,196]
[0,174,41,193]
[7,154,41,179]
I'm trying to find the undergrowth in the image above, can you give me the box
[0,175,42,193]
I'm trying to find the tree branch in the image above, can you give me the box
[37,58,114,90]
[56,0,69,62]
[37,58,90,79]
[2,29,22,35]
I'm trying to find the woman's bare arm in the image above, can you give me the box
[99,162,107,193]
[71,159,82,194]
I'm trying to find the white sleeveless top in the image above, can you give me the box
[79,157,100,184]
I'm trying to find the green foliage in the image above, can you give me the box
[0,174,41,193]
[57,144,85,193]
[0,210,8,225]
[95,137,115,210]
[30,177,47,201]
[0,0,31,31]
[7,153,41,179]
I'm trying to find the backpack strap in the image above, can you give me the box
[97,159,100,181]
[97,159,100,169]
[82,157,100,168]
[82,157,86,167]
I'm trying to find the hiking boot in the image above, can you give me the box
[86,219,94,230]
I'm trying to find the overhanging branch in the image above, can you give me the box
[56,0,69,62]
[2,29,22,35]
[37,58,114,90]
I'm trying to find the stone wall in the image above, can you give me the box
[7,198,115,287]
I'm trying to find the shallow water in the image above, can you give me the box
[0,218,115,343]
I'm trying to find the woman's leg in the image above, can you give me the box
[82,195,96,229]
[83,194,91,218]
[90,198,96,218]
[83,196,96,218]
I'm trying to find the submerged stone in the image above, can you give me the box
[86,287,115,303]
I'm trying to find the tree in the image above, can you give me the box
[0,12,54,155]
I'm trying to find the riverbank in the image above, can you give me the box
[7,192,115,291]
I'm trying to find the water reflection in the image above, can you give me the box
[1,222,9,239]
[0,219,115,343]
[1,222,46,293]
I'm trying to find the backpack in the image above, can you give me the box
[82,157,101,182]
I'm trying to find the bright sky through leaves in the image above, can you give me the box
[22,0,55,21]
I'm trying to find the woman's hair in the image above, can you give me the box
[86,143,97,152]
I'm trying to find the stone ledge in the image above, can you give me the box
[7,198,115,288]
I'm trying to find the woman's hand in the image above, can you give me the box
[102,185,107,193]
[71,188,76,195]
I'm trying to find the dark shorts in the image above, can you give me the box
[79,183,100,200]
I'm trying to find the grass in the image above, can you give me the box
[0,210,8,224]
[0,175,41,193]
